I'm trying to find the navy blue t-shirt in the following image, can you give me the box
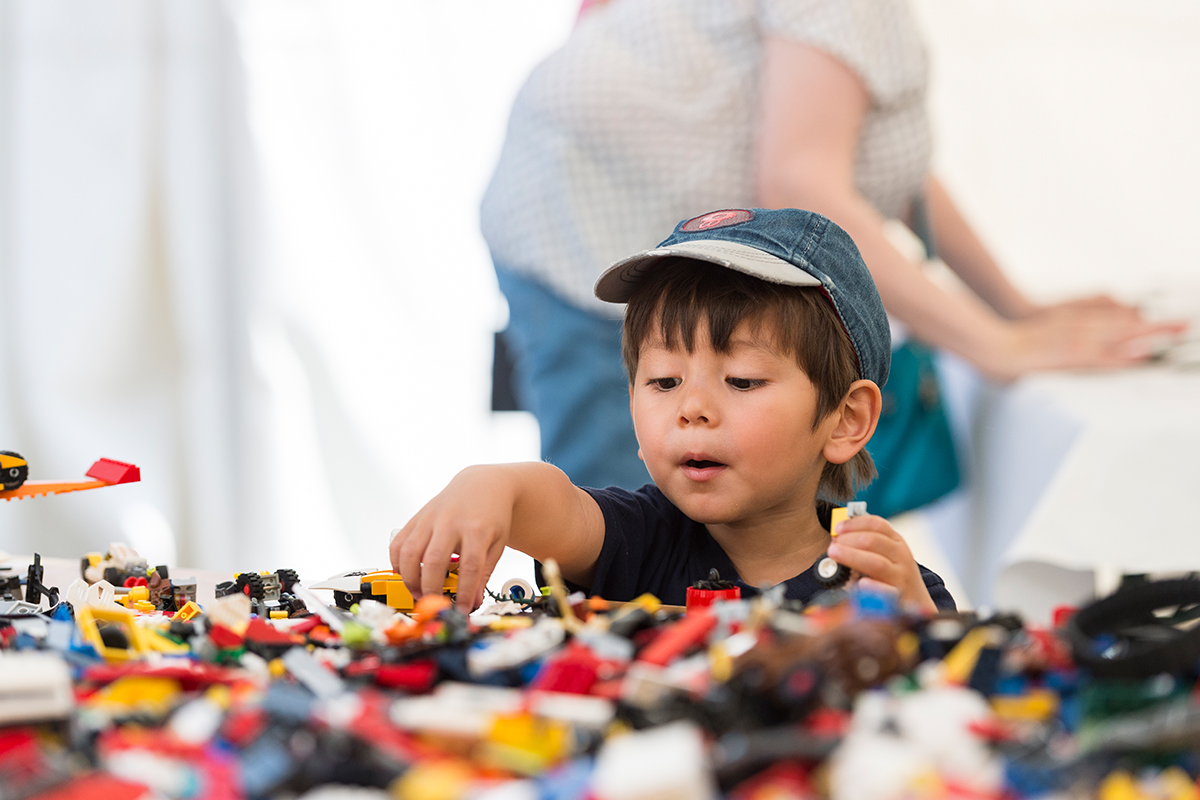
[557,484,955,612]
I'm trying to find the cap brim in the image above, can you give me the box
[594,240,821,303]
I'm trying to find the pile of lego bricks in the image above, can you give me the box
[4,556,1200,800]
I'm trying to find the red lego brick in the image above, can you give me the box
[637,608,716,667]
[207,624,245,650]
[685,585,741,611]
[244,618,303,647]
[376,660,438,693]
[85,458,141,485]
[530,644,600,694]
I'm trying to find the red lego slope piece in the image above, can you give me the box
[637,608,717,667]
[85,458,141,485]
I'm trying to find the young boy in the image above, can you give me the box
[390,208,955,614]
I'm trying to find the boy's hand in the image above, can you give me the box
[389,465,515,612]
[826,514,937,614]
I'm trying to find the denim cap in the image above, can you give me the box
[594,208,890,386]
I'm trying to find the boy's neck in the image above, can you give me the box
[706,505,831,589]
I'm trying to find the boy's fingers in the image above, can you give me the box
[452,535,508,613]
[395,523,434,599]
[826,542,897,585]
[830,530,909,565]
[855,577,898,596]
[834,515,897,537]
[393,525,417,575]
[421,533,459,600]
[455,536,491,612]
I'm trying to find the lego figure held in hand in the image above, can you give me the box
[391,209,954,614]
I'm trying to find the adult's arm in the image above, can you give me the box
[755,36,1180,379]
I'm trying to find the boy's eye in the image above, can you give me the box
[727,377,764,390]
[648,378,680,390]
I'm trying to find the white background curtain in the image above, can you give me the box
[1,1,1197,595]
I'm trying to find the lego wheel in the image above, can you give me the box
[238,572,266,600]
[815,555,851,589]
[0,451,27,491]
[276,569,300,593]
[500,577,535,602]
[333,590,355,610]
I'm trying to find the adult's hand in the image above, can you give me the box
[982,297,1188,380]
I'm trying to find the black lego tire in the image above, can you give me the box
[1064,578,1200,679]
[276,569,300,593]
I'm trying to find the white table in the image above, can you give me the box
[931,343,1200,624]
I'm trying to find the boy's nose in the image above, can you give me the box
[678,383,715,426]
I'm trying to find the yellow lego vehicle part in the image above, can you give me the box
[77,606,148,662]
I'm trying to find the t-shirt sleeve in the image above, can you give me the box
[561,485,687,602]
[918,564,957,612]
[758,0,927,106]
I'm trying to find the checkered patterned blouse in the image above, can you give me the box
[481,0,931,316]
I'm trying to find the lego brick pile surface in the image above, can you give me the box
[4,552,1200,800]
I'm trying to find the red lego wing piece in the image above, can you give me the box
[85,459,141,485]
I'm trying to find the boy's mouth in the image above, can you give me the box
[685,459,725,469]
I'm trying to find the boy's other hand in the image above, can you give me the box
[389,465,515,613]
[826,514,937,614]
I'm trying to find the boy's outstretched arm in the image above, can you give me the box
[389,462,605,612]
[825,514,938,614]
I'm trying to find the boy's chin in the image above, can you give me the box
[665,492,740,525]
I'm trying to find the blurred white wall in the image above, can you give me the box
[0,1,1196,598]
[916,0,1200,301]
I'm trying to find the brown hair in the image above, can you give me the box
[621,258,875,502]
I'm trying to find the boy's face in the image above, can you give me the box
[630,318,839,527]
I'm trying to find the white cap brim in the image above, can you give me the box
[594,239,821,303]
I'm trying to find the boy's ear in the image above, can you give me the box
[629,384,643,462]
[822,380,882,465]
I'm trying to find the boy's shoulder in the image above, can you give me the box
[582,482,683,526]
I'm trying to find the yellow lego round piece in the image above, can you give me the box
[391,759,476,800]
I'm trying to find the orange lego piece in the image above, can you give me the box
[0,457,141,502]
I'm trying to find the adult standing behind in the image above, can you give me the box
[481,0,1181,512]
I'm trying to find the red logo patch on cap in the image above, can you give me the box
[680,209,755,233]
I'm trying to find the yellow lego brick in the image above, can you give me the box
[380,580,414,611]
[141,628,191,655]
[990,688,1059,722]
[482,712,569,775]
[941,627,991,685]
[830,506,849,536]
[1099,771,1141,800]
[87,676,182,717]
[174,600,203,621]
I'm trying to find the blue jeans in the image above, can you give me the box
[495,265,650,491]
